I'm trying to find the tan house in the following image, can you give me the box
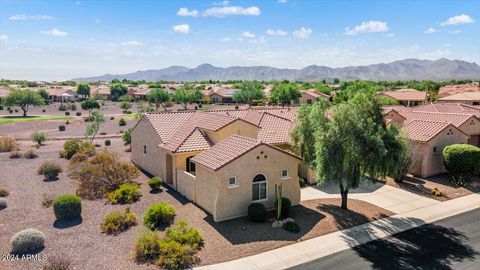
[379,89,427,106]
[91,85,111,99]
[299,89,330,105]
[131,109,302,222]
[438,92,480,106]
[46,86,78,102]
[202,87,239,104]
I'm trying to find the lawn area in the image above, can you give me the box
[0,115,71,124]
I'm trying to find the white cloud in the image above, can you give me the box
[441,14,474,26]
[424,27,437,34]
[213,0,229,6]
[241,31,255,38]
[120,40,143,46]
[278,0,288,3]
[293,27,312,39]
[177,7,199,17]
[172,24,190,34]
[9,14,54,20]
[0,34,8,41]
[266,29,287,36]
[202,6,260,17]
[40,28,68,37]
[344,20,389,35]
[221,37,231,42]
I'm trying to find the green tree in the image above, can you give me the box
[123,127,132,147]
[31,131,47,146]
[233,81,264,107]
[85,110,105,142]
[81,99,100,117]
[292,93,404,209]
[119,95,132,112]
[110,83,128,101]
[3,90,45,117]
[147,88,170,111]
[269,83,301,106]
[172,86,200,110]
[76,82,91,97]
[37,89,49,101]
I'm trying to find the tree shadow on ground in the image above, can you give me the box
[53,217,83,229]
[313,181,384,195]
[340,216,478,270]
[317,204,389,231]
[204,205,326,245]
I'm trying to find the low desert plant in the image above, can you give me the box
[9,151,22,159]
[42,256,72,270]
[165,221,203,248]
[101,209,137,235]
[133,230,163,263]
[0,187,9,197]
[41,193,54,208]
[24,149,39,159]
[107,183,141,204]
[65,111,70,116]
[59,139,95,159]
[0,198,7,210]
[248,202,267,222]
[76,112,81,116]
[148,176,162,190]
[104,139,111,146]
[0,137,17,152]
[283,221,300,233]
[58,103,67,111]
[59,125,65,132]
[53,194,82,220]
[143,202,176,230]
[41,162,63,180]
[119,117,127,126]
[10,229,45,255]
[31,131,47,146]
[432,187,442,197]
[157,240,198,270]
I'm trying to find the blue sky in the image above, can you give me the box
[0,0,479,81]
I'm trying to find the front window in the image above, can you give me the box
[186,156,196,174]
[252,174,267,201]
[281,169,289,179]
[307,99,312,104]
[228,177,237,188]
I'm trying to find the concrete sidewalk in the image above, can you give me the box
[195,193,480,270]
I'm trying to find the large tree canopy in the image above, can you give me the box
[81,99,100,117]
[110,83,128,101]
[172,85,201,110]
[3,89,45,117]
[233,81,264,106]
[77,82,91,97]
[269,82,301,106]
[147,88,170,111]
[292,93,404,209]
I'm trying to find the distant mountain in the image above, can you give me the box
[72,58,480,82]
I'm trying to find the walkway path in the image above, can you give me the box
[195,191,480,270]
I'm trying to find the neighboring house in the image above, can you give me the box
[379,89,427,106]
[46,87,78,102]
[129,87,150,100]
[437,83,480,98]
[91,85,111,99]
[203,87,239,104]
[298,89,330,105]
[130,109,302,222]
[437,92,480,106]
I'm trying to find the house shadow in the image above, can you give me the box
[204,205,326,245]
[313,181,384,195]
[165,186,190,205]
[53,217,83,229]
[340,216,478,270]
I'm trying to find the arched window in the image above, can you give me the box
[252,174,267,201]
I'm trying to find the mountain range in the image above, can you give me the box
[72,58,480,82]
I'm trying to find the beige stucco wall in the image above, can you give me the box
[459,117,480,136]
[176,169,196,201]
[204,120,259,144]
[172,151,202,188]
[298,93,316,104]
[385,111,406,125]
[195,144,301,222]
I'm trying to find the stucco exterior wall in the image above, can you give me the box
[205,121,259,144]
[176,169,196,201]
[298,93,316,104]
[459,117,480,136]
[385,111,406,125]
[203,144,301,222]
[194,165,219,216]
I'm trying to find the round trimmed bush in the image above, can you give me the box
[59,125,66,132]
[143,202,176,230]
[0,198,7,210]
[65,111,70,116]
[119,118,127,126]
[283,221,300,233]
[248,202,267,222]
[107,184,141,204]
[10,229,45,255]
[148,176,162,190]
[41,162,63,180]
[105,140,111,146]
[443,144,480,176]
[53,194,82,220]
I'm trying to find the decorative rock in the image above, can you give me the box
[282,218,295,224]
[272,220,283,229]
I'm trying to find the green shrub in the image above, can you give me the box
[76,111,81,116]
[58,103,67,111]
[104,139,111,146]
[0,137,17,152]
[24,149,39,159]
[119,118,127,126]
[59,125,65,132]
[40,162,63,180]
[165,221,203,247]
[157,240,198,270]
[148,176,162,190]
[133,230,163,263]
[53,194,82,220]
[65,111,70,116]
[143,202,176,230]
[443,144,480,176]
[0,187,9,197]
[31,131,47,146]
[59,139,95,159]
[101,209,137,235]
[248,202,267,222]
[283,221,300,233]
[10,229,45,255]
[0,198,7,210]
[107,183,141,204]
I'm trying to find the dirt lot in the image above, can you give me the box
[0,140,393,270]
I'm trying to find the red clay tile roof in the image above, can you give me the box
[413,103,480,116]
[438,83,480,98]
[438,92,480,102]
[191,135,301,171]
[176,128,213,153]
[303,89,330,99]
[257,112,294,144]
[380,90,427,101]
[398,111,477,128]
[144,111,196,143]
[404,120,459,142]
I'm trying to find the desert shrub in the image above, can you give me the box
[40,162,63,180]
[248,202,267,222]
[0,187,9,197]
[283,221,300,233]
[42,256,72,270]
[76,111,81,116]
[24,149,39,159]
[148,177,162,190]
[165,221,203,248]
[432,187,442,197]
[107,183,141,204]
[74,150,139,199]
[10,229,45,255]
[443,144,480,176]
[133,230,163,263]
[101,209,137,235]
[31,131,47,146]
[65,120,70,125]
[58,103,67,111]
[70,104,77,111]
[59,125,65,132]
[0,198,7,210]
[53,194,82,220]
[104,139,111,146]
[110,116,115,120]
[65,112,70,116]
[143,202,176,230]
[119,118,127,126]
[157,240,198,270]
[9,151,22,159]
[59,139,95,159]
[0,137,17,152]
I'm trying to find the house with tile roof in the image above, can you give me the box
[298,89,330,105]
[202,86,239,104]
[46,86,78,102]
[438,92,480,106]
[438,83,480,98]
[130,108,302,222]
[379,89,427,106]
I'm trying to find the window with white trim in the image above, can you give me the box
[228,177,237,187]
[281,169,289,179]
[252,174,267,201]
[143,145,147,155]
